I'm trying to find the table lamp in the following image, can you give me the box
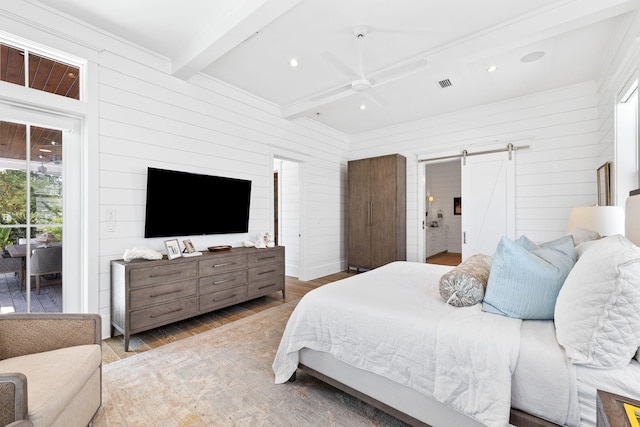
[566,206,625,237]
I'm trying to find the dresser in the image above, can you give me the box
[111,246,284,351]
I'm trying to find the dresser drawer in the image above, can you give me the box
[129,263,197,288]
[130,297,198,331]
[248,262,284,282]
[248,276,284,298]
[130,279,197,310]
[199,286,248,312]
[199,270,247,294]
[248,247,283,267]
[198,254,246,276]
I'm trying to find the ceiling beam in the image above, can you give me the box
[281,0,640,120]
[172,0,303,80]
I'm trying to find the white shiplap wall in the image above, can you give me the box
[96,52,349,331]
[0,2,349,337]
[596,12,640,205]
[350,82,601,261]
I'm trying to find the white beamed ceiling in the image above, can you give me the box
[34,0,640,134]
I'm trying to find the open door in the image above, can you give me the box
[461,151,515,260]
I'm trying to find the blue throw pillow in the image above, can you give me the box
[481,235,577,319]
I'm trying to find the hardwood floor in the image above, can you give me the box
[101,271,356,364]
[426,251,462,266]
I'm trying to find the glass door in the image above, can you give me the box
[0,120,64,313]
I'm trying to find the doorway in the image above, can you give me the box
[0,103,82,313]
[424,160,462,266]
[273,158,300,278]
[420,145,517,264]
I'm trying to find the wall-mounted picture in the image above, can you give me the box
[164,239,182,260]
[454,197,462,215]
[597,162,611,206]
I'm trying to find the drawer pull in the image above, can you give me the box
[212,294,236,303]
[258,269,276,275]
[257,255,276,261]
[149,290,181,298]
[149,271,182,278]
[258,284,275,290]
[150,308,182,318]
[213,279,230,285]
[212,262,236,268]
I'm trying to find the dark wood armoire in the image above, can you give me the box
[348,154,406,271]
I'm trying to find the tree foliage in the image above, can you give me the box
[0,169,62,245]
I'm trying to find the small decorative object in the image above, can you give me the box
[454,197,462,215]
[183,239,196,253]
[36,232,55,247]
[208,245,232,252]
[122,246,163,262]
[164,239,182,260]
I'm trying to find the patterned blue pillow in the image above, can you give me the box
[482,235,577,319]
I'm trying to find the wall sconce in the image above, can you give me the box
[427,195,434,217]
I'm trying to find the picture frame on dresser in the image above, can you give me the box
[164,239,182,259]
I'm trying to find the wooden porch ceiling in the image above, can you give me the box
[0,43,76,164]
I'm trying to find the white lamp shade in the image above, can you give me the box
[566,206,625,237]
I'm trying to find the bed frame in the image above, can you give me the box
[293,348,559,427]
[286,193,640,427]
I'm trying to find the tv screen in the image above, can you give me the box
[144,167,252,238]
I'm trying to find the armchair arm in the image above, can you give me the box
[0,373,28,427]
[0,314,101,361]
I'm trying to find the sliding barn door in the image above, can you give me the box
[461,151,515,260]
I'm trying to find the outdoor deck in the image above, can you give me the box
[0,272,62,313]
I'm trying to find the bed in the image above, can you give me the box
[273,195,640,427]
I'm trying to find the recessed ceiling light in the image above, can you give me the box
[359,104,366,110]
[487,65,497,72]
[520,51,545,63]
[289,58,298,67]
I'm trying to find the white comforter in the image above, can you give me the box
[273,262,523,427]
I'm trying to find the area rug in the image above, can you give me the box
[93,300,408,426]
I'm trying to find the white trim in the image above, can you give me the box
[268,145,309,280]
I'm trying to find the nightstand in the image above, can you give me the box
[597,389,640,427]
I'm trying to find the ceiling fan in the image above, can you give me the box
[312,25,428,106]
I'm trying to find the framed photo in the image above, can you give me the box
[597,162,611,206]
[183,239,196,253]
[453,197,462,215]
[164,239,182,260]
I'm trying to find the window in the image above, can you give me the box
[0,42,80,100]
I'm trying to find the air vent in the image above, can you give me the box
[437,78,453,88]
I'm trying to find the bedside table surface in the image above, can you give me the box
[597,389,640,427]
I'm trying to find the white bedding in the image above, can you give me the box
[273,261,524,427]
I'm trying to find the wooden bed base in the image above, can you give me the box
[296,364,560,427]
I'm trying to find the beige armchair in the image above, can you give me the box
[0,313,102,427]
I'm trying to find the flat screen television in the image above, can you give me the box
[144,167,252,238]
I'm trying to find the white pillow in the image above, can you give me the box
[567,226,601,246]
[554,235,640,368]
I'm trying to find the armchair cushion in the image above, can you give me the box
[0,345,101,427]
[0,314,101,427]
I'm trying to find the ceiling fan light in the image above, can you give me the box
[351,78,371,92]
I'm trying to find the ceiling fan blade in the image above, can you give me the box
[309,83,352,102]
[371,58,428,84]
[364,89,388,107]
[320,51,360,80]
